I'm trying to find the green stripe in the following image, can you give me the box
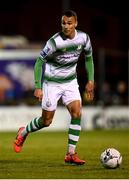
[56,44,81,53]
[47,58,77,68]
[44,73,76,83]
[33,118,39,128]
[69,128,80,136]
[68,139,77,145]
[26,126,29,133]
[30,121,34,131]
[71,118,81,125]
[50,38,56,49]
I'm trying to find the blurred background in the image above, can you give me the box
[0,0,128,130]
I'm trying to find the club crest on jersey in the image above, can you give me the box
[77,45,82,50]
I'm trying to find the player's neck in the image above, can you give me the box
[68,31,76,39]
[64,30,76,40]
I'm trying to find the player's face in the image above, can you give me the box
[61,15,77,39]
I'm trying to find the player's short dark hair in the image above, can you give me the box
[62,10,77,20]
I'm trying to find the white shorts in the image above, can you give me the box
[42,79,81,111]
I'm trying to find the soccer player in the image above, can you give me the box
[14,10,94,165]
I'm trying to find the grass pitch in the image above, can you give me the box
[0,129,129,179]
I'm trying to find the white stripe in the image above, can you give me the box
[69,134,79,141]
[70,124,81,131]
[36,117,40,126]
[86,53,92,57]
[45,66,76,78]
[69,144,76,148]
[32,118,38,130]
[0,50,40,60]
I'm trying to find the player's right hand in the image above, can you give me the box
[34,89,43,101]
[85,81,94,102]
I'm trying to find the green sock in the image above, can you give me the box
[68,118,81,154]
[21,117,44,137]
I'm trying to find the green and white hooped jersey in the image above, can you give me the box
[40,30,92,83]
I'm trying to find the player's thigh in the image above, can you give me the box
[62,79,81,106]
[42,82,61,111]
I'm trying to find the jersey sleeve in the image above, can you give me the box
[84,34,93,57]
[39,38,56,60]
[34,38,56,89]
[84,33,94,81]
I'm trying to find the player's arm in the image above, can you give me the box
[85,55,94,101]
[34,38,56,101]
[34,56,45,101]
[34,56,45,89]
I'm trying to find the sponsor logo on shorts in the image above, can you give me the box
[46,100,51,107]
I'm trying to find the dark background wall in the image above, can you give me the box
[0,0,128,50]
[0,0,128,105]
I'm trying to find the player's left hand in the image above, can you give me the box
[85,81,94,102]
[34,88,43,102]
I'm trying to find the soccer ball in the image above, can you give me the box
[100,148,122,169]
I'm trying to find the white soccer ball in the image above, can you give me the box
[100,148,122,169]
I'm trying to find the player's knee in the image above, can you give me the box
[43,118,52,127]
[42,111,54,127]
[71,111,81,119]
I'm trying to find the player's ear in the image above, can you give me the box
[75,21,78,27]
